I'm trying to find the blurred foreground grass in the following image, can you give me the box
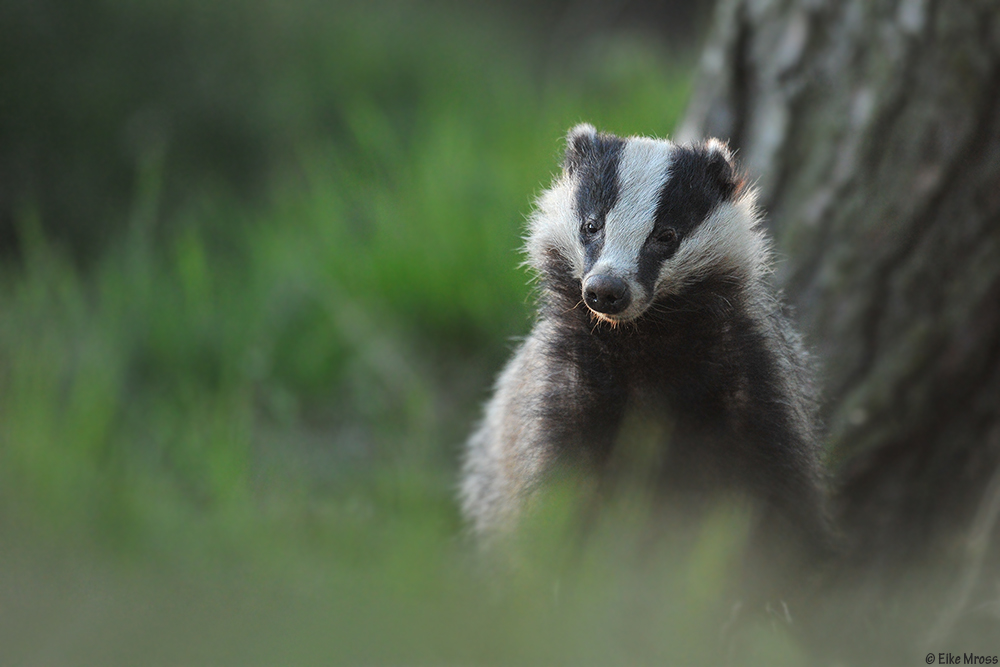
[0,2,808,664]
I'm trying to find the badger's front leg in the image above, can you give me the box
[460,323,623,539]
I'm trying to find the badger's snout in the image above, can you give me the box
[583,274,631,315]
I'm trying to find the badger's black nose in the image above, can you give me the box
[583,274,631,315]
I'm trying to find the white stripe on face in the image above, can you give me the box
[593,138,673,277]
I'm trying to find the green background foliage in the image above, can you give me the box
[0,1,807,663]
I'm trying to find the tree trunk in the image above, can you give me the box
[679,0,1000,652]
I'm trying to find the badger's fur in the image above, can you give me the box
[461,124,831,558]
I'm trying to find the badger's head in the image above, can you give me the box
[526,124,769,323]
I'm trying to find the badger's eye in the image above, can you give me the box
[582,218,603,236]
[656,228,677,246]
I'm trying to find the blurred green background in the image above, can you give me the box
[0,1,808,664]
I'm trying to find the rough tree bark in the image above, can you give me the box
[678,0,1000,653]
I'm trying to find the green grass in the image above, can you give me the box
[0,3,811,664]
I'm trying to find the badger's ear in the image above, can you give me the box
[701,138,744,202]
[563,123,598,175]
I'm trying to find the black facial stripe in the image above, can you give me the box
[636,240,668,294]
[635,142,741,295]
[654,145,729,239]
[572,134,625,274]
[583,229,604,275]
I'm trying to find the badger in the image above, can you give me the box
[460,124,832,561]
